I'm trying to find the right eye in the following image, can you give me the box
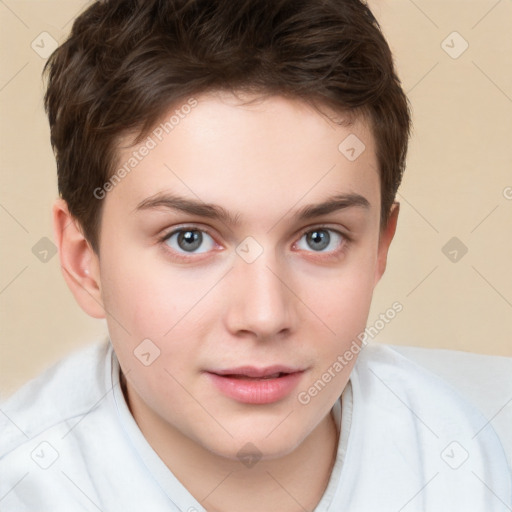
[163,228,217,255]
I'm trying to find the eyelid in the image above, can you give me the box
[158,224,222,260]
[295,223,351,243]
[158,223,351,260]
[292,225,351,261]
[159,223,350,242]
[159,223,218,242]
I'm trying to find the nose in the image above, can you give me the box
[224,250,296,340]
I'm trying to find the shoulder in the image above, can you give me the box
[356,341,512,404]
[387,342,512,407]
[0,339,112,459]
[390,343,512,466]
[0,340,166,510]
[355,342,512,467]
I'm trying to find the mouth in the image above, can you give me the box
[205,365,306,404]
[211,365,302,378]
[221,372,288,380]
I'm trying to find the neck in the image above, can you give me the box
[122,374,339,512]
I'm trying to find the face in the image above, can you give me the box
[88,91,394,460]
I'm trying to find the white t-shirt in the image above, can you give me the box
[0,340,510,511]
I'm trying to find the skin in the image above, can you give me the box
[53,90,399,512]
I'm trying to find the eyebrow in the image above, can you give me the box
[134,192,370,226]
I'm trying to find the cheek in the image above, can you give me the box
[100,261,204,409]
[310,280,374,369]
[295,263,376,408]
[306,248,378,341]
[98,251,221,394]
[100,249,210,337]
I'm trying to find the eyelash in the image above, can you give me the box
[295,225,351,260]
[159,224,351,262]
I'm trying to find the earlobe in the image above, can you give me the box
[374,202,400,287]
[52,198,106,319]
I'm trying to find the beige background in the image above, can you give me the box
[1,0,511,398]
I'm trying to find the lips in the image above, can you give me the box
[205,365,305,404]
[211,365,301,379]
[226,373,284,380]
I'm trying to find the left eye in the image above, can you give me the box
[295,228,345,252]
[164,229,216,254]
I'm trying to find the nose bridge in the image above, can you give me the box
[226,243,294,337]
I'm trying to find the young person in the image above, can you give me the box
[1,0,510,510]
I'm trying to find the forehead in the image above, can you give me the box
[109,91,380,224]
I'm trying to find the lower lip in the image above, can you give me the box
[206,371,304,404]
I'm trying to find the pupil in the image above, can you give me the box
[308,230,329,251]
[178,230,202,251]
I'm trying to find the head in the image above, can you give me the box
[47,0,410,461]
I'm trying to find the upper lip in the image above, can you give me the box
[208,365,304,378]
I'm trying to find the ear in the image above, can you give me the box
[52,198,106,318]
[374,202,400,287]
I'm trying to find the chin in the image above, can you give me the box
[210,438,300,463]
[195,420,307,462]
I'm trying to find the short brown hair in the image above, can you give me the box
[44,0,411,252]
